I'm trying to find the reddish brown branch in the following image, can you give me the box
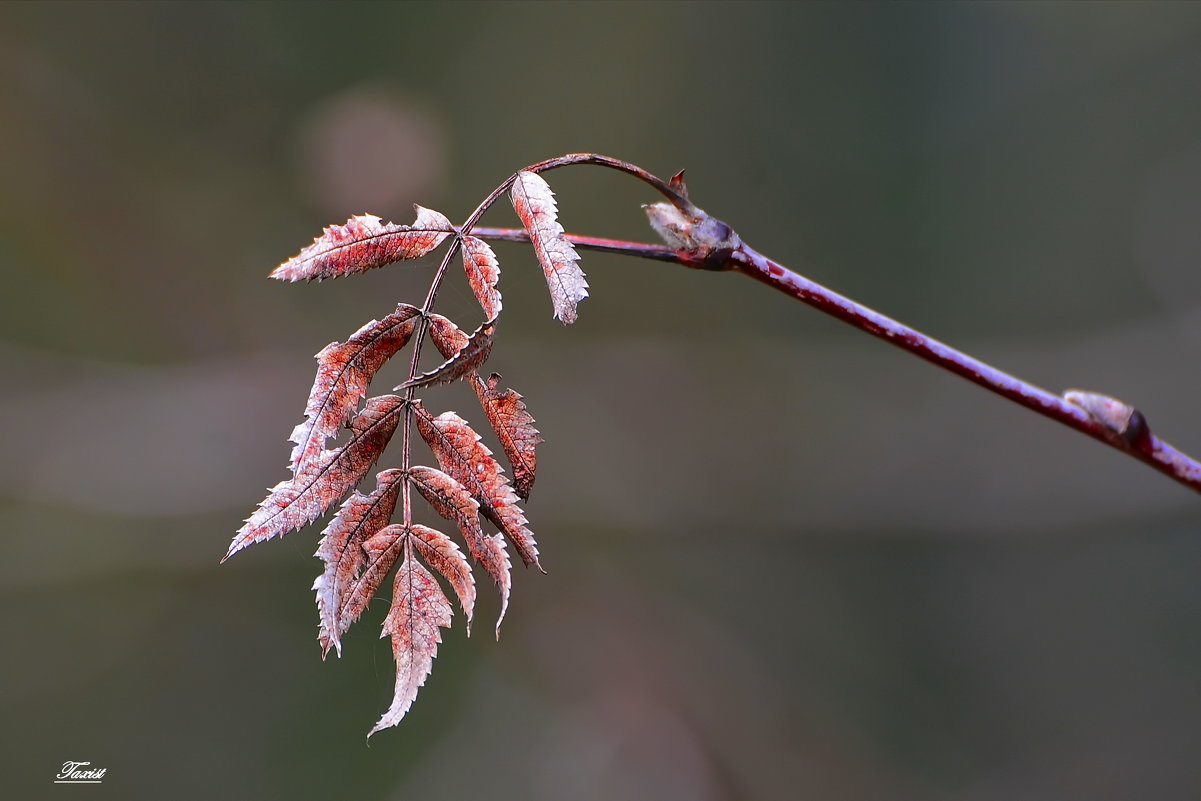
[470,227,681,262]
[470,225,1201,495]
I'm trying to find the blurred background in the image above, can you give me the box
[4,2,1201,799]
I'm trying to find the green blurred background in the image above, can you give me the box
[5,2,1201,799]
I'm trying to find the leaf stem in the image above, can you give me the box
[470,227,681,261]
[469,226,1201,494]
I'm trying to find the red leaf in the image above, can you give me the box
[473,373,541,501]
[225,394,405,561]
[290,304,420,473]
[510,171,588,324]
[409,465,511,635]
[426,312,469,356]
[270,206,453,282]
[312,469,404,657]
[334,522,407,646]
[413,402,542,570]
[409,523,475,632]
[398,318,495,391]
[425,319,541,499]
[370,537,454,737]
[461,235,502,320]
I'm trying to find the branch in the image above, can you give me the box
[470,227,680,262]
[470,225,1201,494]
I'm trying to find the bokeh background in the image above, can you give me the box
[5,2,1201,799]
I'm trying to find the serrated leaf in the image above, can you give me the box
[473,373,541,501]
[424,319,541,499]
[426,312,470,356]
[370,537,453,737]
[510,171,588,324]
[225,394,405,561]
[271,206,453,282]
[312,469,404,657]
[290,304,420,473]
[398,319,495,391]
[337,521,409,648]
[409,465,511,635]
[413,402,541,570]
[409,523,475,633]
[461,235,502,319]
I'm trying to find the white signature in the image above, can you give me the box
[55,761,107,783]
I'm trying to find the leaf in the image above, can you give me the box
[312,469,405,657]
[225,394,405,561]
[270,206,453,282]
[413,402,542,570]
[426,312,469,356]
[290,304,420,473]
[371,537,454,737]
[461,235,502,319]
[424,318,541,499]
[397,318,495,391]
[409,465,512,635]
[510,171,588,324]
[473,373,541,501]
[334,522,408,645]
[409,523,475,633]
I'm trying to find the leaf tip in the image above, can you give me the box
[494,599,508,641]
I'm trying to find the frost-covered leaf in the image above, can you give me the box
[426,312,470,356]
[337,521,409,649]
[510,171,588,324]
[461,235,502,320]
[398,319,494,391]
[271,206,453,282]
[225,395,405,561]
[409,465,511,634]
[474,373,541,501]
[413,402,541,570]
[425,319,541,499]
[313,469,404,657]
[409,523,475,633]
[370,537,454,737]
[290,305,420,472]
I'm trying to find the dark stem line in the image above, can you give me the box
[399,233,468,527]
[469,226,1201,494]
[470,227,681,261]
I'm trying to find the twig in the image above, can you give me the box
[470,225,1201,494]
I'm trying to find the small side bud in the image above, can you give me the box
[643,201,741,270]
[1063,389,1149,447]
